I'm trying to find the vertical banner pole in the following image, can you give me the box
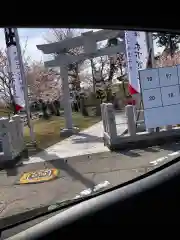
[13,28,36,144]
[146,32,155,68]
[4,28,35,144]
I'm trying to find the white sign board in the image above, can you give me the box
[139,65,180,128]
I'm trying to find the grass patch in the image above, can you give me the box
[24,112,101,154]
[0,108,11,117]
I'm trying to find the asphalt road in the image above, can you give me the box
[1,141,180,218]
[1,141,180,238]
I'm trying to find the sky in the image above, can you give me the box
[0,28,163,63]
[0,28,47,62]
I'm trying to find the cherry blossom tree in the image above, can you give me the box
[153,33,180,57]
[155,52,180,67]
[26,62,61,102]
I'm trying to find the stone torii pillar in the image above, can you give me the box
[60,64,74,134]
[60,31,98,135]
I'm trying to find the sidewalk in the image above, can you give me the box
[23,112,127,164]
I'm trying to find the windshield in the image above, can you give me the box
[0,28,180,225]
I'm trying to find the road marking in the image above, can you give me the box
[150,150,180,166]
[150,156,168,166]
[168,151,180,156]
[73,181,110,199]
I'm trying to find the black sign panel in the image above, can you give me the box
[4,28,16,47]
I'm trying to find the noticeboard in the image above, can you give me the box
[139,65,180,128]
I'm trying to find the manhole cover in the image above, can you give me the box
[19,168,59,184]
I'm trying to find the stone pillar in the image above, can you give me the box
[9,119,17,157]
[125,105,136,136]
[165,125,172,131]
[106,103,117,142]
[60,66,79,137]
[12,115,25,153]
[60,65,73,130]
[101,103,107,133]
[82,31,97,54]
[0,118,14,160]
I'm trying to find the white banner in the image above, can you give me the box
[125,31,148,94]
[4,28,25,112]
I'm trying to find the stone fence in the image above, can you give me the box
[101,103,180,150]
[0,115,25,161]
[101,103,118,146]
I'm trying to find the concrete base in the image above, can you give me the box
[60,127,80,137]
[120,123,146,137]
[136,122,146,132]
[0,148,27,169]
[104,127,180,151]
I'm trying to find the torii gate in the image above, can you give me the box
[37,30,126,136]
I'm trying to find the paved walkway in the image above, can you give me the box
[23,112,127,165]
